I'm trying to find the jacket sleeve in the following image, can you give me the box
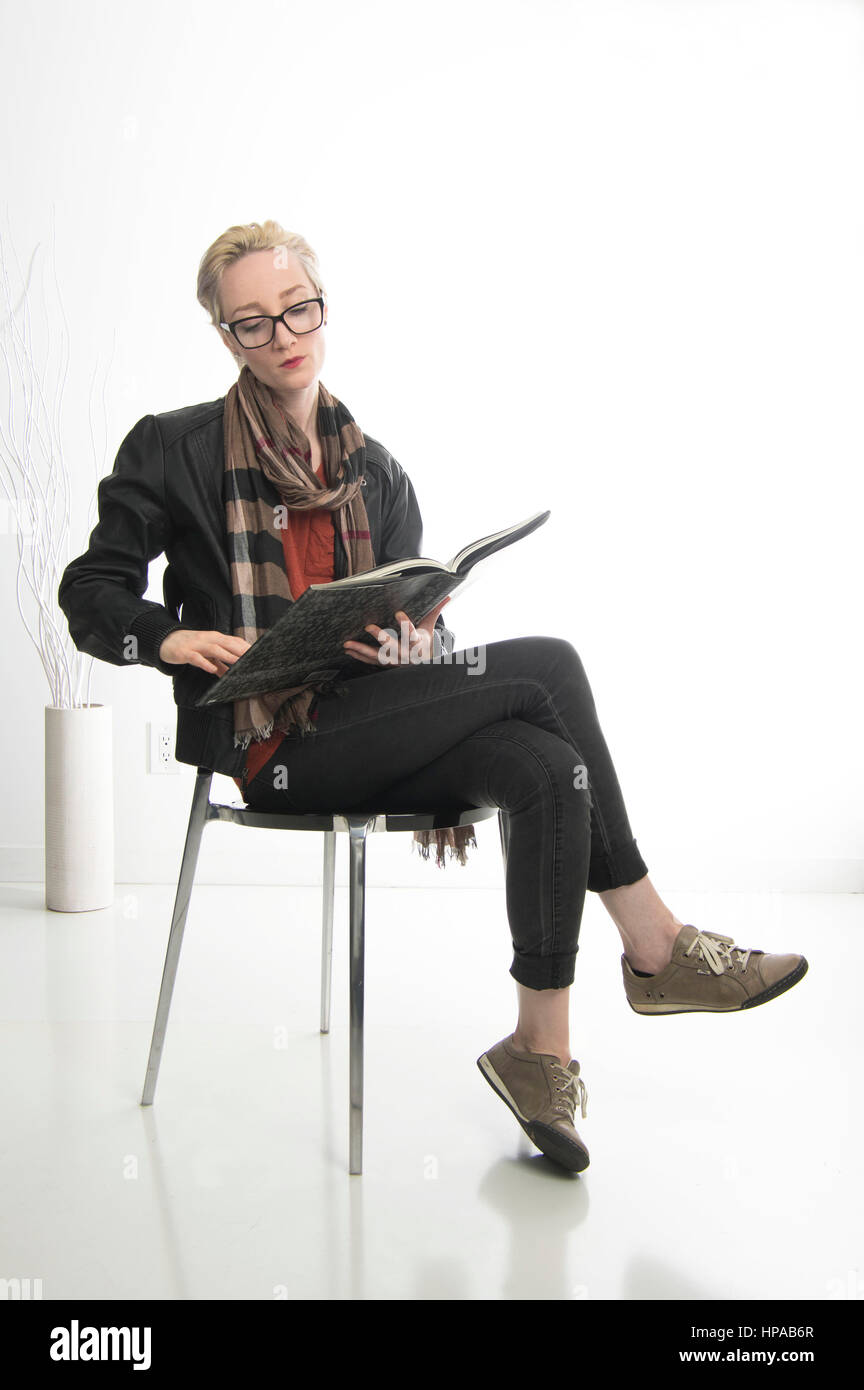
[377,456,456,657]
[57,414,192,676]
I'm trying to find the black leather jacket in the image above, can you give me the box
[58,396,455,780]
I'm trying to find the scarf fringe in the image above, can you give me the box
[233,677,351,749]
[411,825,477,867]
[234,722,273,751]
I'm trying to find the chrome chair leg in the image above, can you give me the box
[497,808,508,867]
[347,817,372,1175]
[320,830,336,1033]
[141,770,212,1106]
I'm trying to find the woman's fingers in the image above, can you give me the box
[223,635,253,656]
[192,654,220,673]
[393,612,417,659]
[342,642,380,665]
[393,612,431,662]
[160,629,252,673]
[343,609,440,666]
[197,634,252,674]
[344,618,406,665]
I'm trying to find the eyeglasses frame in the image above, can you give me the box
[219,297,326,348]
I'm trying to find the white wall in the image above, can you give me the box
[1,0,861,891]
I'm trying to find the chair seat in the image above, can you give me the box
[207,800,499,834]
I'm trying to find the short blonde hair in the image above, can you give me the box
[196,220,326,330]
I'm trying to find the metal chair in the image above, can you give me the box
[139,767,501,1174]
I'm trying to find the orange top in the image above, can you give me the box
[234,457,335,793]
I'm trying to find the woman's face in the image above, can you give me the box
[217,248,327,401]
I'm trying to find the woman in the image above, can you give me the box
[58,220,808,1175]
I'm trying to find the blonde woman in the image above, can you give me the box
[59,221,808,1174]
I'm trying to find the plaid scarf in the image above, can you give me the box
[223,365,477,866]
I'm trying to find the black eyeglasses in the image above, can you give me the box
[220,297,325,348]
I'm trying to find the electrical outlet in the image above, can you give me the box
[147,721,178,775]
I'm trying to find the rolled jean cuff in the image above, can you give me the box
[587,838,649,893]
[509,945,578,991]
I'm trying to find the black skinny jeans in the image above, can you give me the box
[242,636,648,990]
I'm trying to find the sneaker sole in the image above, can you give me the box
[626,956,809,1015]
[476,1053,590,1173]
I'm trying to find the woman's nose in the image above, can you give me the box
[273,317,297,349]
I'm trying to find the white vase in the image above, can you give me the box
[44,704,114,912]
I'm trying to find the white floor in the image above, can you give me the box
[0,880,860,1302]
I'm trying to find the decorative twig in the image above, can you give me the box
[0,206,113,708]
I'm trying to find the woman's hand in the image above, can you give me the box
[342,597,451,667]
[159,629,251,675]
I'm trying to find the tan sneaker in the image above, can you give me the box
[476,1034,589,1172]
[623,923,808,1015]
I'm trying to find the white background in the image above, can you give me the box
[1,0,861,890]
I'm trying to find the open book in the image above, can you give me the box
[195,509,550,706]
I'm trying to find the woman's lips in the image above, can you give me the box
[280,357,304,369]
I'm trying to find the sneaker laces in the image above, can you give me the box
[685,929,752,976]
[550,1063,588,1121]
